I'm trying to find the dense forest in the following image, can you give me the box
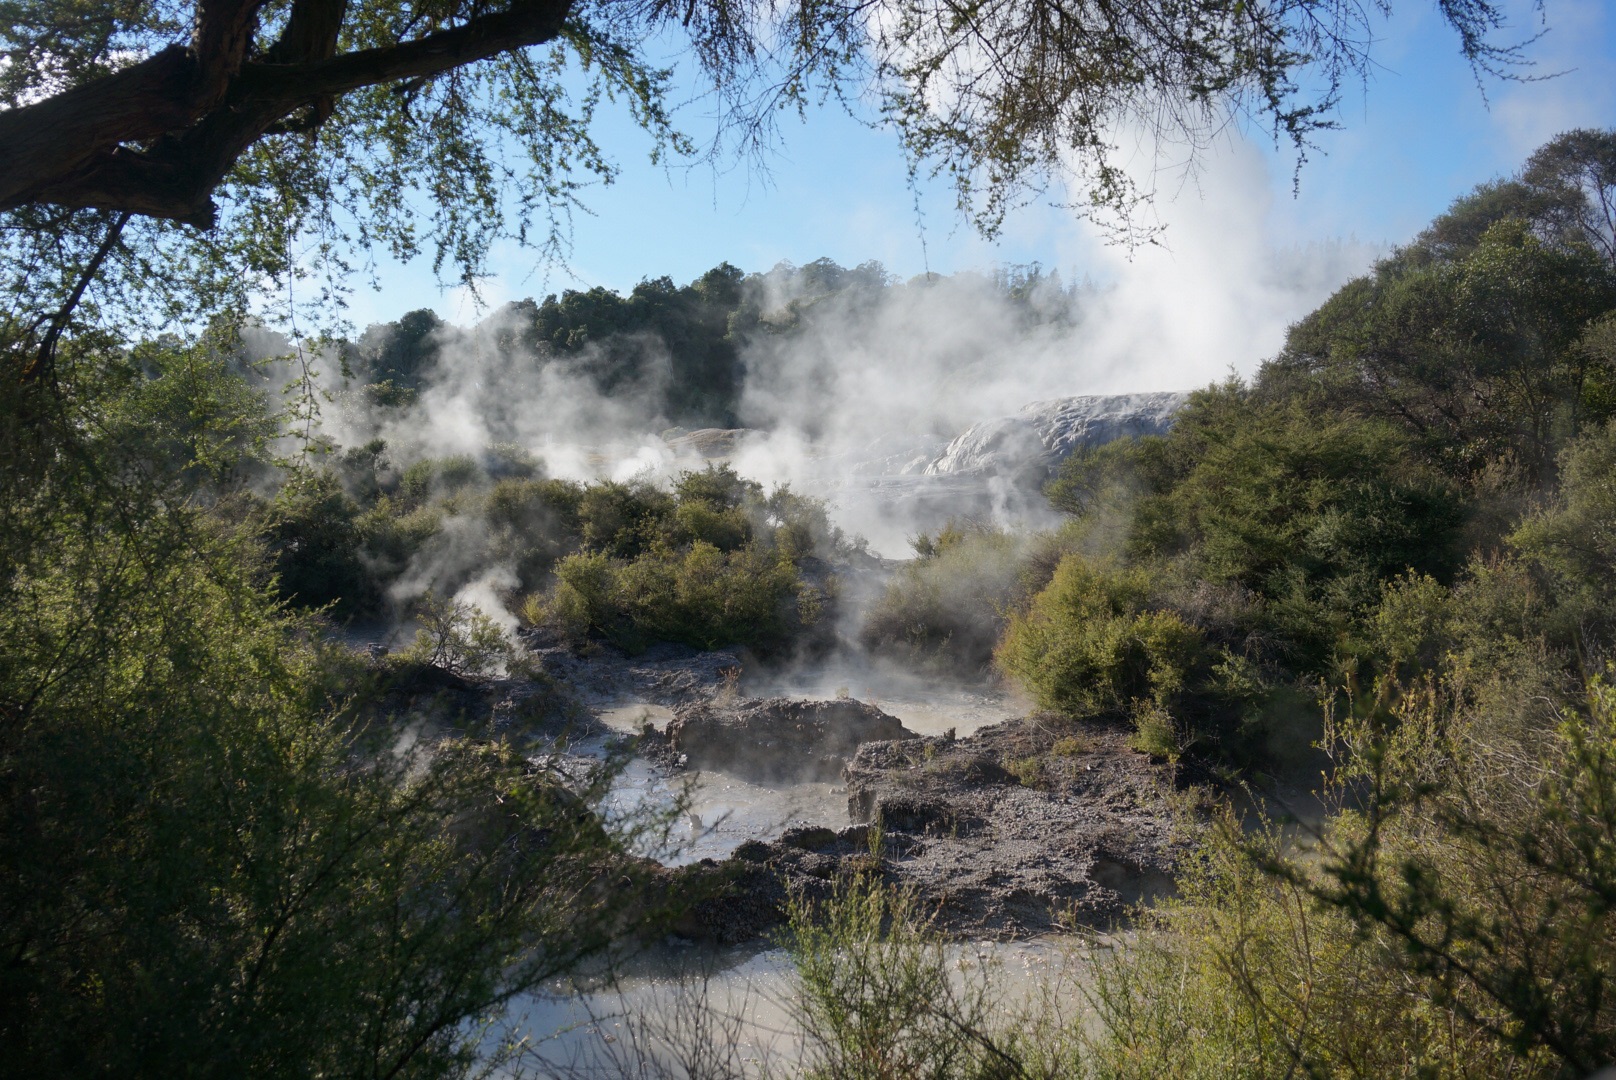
[5,129,1616,1076]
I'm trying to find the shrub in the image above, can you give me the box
[672,499,751,551]
[400,591,514,677]
[673,461,762,509]
[484,476,585,589]
[782,876,1055,1079]
[546,542,816,654]
[263,469,378,617]
[1046,384,1468,674]
[860,520,1028,672]
[1050,734,1094,757]
[1512,418,1616,635]
[0,415,667,1075]
[577,479,676,558]
[1128,701,1182,759]
[997,554,1201,717]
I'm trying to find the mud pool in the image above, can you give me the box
[590,703,847,866]
[496,934,1097,1077]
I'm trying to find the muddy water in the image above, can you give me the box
[591,702,848,866]
[497,936,1094,1077]
[586,676,1031,866]
[500,687,1094,1075]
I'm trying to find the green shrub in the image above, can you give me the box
[356,497,443,589]
[997,554,1201,717]
[400,591,514,676]
[782,875,1060,1079]
[1050,734,1094,756]
[263,469,378,617]
[1512,418,1616,633]
[673,461,762,509]
[1046,384,1468,674]
[0,411,667,1075]
[484,476,585,589]
[860,520,1029,672]
[1006,754,1046,787]
[577,478,676,558]
[672,499,751,551]
[546,541,816,653]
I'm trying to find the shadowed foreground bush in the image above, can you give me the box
[0,389,673,1077]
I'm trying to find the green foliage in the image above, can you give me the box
[263,468,378,617]
[1267,213,1616,480]
[577,478,678,559]
[484,475,586,586]
[1067,811,1539,1078]
[861,520,1032,673]
[549,541,814,654]
[103,335,280,488]
[782,876,1055,1080]
[347,309,444,391]
[1136,387,1463,593]
[1046,384,1466,678]
[0,382,666,1076]
[1511,419,1616,627]
[509,268,748,426]
[997,555,1205,720]
[1297,669,1616,1073]
[515,464,843,655]
[401,591,514,677]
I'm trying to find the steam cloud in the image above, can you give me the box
[246,142,1380,625]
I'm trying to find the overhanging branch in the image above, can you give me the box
[0,0,575,225]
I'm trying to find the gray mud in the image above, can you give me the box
[399,636,1182,944]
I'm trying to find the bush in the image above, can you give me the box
[1512,418,1616,634]
[263,469,378,617]
[860,520,1029,672]
[782,875,1067,1079]
[0,406,667,1075]
[1046,385,1468,673]
[545,541,818,654]
[400,591,514,676]
[484,476,585,590]
[577,478,676,558]
[996,554,1201,717]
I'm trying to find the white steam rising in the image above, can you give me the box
[252,143,1379,619]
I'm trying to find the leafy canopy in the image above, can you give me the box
[1,0,1551,372]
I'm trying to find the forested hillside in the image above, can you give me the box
[335,260,1078,429]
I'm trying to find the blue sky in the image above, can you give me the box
[346,0,1616,330]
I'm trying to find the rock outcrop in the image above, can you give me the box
[839,714,1181,936]
[666,712,1183,942]
[924,392,1187,478]
[665,696,918,782]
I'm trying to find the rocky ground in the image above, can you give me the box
[665,712,1181,941]
[648,696,917,782]
[840,715,1181,934]
[519,630,748,708]
[373,638,1185,943]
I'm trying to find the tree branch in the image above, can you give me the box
[21,210,131,386]
[192,0,272,101]
[236,0,575,103]
[0,0,575,225]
